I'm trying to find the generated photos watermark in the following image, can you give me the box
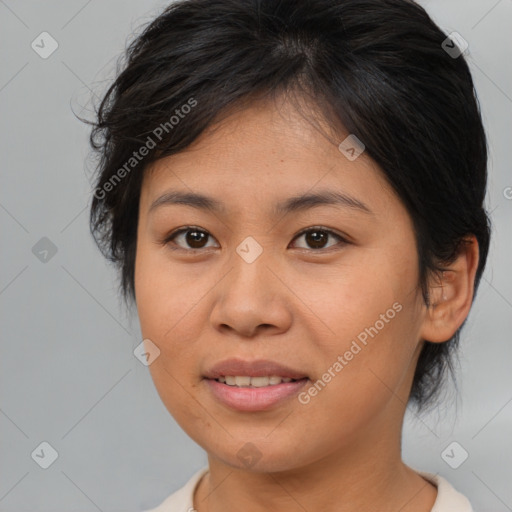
[93,97,197,200]
[298,301,403,404]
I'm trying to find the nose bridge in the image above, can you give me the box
[228,235,274,303]
[210,236,291,336]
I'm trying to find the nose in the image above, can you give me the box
[209,247,293,339]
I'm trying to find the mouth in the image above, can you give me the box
[213,375,303,387]
[203,357,308,381]
[203,359,309,411]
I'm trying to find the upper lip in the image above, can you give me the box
[203,358,308,380]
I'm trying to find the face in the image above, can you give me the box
[134,96,427,473]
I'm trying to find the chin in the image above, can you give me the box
[199,434,314,474]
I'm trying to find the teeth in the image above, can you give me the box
[216,375,296,387]
[235,376,251,387]
[251,376,272,387]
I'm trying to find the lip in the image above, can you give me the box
[203,358,309,412]
[203,358,308,380]
[205,378,309,411]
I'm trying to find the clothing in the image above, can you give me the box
[144,466,474,512]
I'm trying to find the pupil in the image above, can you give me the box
[307,230,326,249]
[187,230,206,248]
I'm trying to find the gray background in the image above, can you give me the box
[0,1,511,511]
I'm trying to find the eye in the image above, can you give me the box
[290,226,347,251]
[161,225,347,252]
[163,226,218,251]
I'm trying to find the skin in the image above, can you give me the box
[134,95,479,512]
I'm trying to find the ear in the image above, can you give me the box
[419,235,480,343]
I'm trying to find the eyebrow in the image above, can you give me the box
[148,189,373,216]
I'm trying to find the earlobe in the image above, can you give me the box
[420,235,480,343]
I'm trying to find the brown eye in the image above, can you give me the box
[163,225,347,253]
[164,227,218,250]
[290,227,346,251]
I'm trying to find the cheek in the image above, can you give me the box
[134,241,213,383]
[292,247,414,343]
[292,248,420,399]
[135,243,205,418]
[135,241,193,337]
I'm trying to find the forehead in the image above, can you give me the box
[140,97,397,217]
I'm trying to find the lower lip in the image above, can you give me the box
[205,378,309,411]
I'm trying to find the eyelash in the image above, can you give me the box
[160,226,348,253]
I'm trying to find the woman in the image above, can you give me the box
[86,0,490,510]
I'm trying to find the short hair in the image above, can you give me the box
[84,0,491,415]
